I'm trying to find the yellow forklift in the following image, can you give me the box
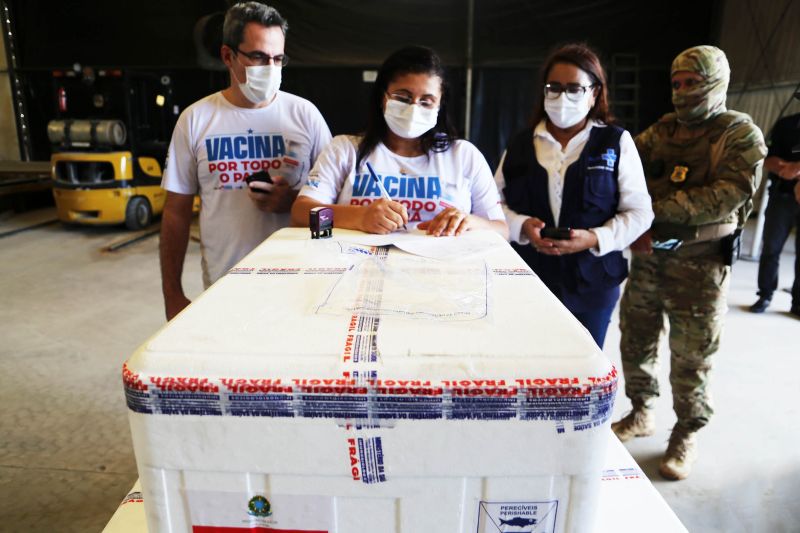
[48,67,177,229]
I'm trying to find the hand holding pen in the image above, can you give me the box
[360,162,408,234]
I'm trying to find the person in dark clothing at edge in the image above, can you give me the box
[749,105,800,317]
[494,43,653,347]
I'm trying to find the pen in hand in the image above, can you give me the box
[365,162,407,230]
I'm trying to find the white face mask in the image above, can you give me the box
[383,99,439,139]
[234,63,282,105]
[544,92,592,129]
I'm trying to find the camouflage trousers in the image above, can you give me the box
[619,249,730,432]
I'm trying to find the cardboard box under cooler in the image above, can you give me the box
[123,228,617,533]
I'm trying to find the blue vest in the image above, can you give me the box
[502,125,629,312]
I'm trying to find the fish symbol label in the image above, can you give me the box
[476,500,559,533]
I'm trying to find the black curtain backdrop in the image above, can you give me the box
[281,67,467,138]
[10,0,715,164]
[471,68,539,171]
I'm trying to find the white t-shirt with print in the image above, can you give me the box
[298,135,505,226]
[162,91,331,287]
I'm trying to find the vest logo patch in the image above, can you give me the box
[670,164,689,183]
[587,149,617,172]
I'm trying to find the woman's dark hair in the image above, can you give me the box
[356,45,459,170]
[530,43,614,127]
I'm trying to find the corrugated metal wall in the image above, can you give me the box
[720,0,800,136]
[728,83,800,138]
[720,0,800,85]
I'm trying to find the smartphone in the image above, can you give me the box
[541,227,572,240]
[652,238,683,251]
[245,170,273,193]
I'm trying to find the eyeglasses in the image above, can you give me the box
[544,83,595,102]
[386,92,439,110]
[234,48,289,67]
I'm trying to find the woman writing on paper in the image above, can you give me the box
[495,44,653,347]
[291,46,508,239]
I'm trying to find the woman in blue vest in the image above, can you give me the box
[495,43,653,347]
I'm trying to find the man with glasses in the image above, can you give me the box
[160,2,331,320]
[613,46,766,480]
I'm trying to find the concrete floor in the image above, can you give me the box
[0,207,798,533]
[604,229,800,533]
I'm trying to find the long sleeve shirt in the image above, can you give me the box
[494,119,654,256]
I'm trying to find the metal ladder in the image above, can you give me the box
[610,53,641,134]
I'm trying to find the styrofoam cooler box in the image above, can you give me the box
[124,228,617,533]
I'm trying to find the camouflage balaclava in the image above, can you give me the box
[671,45,730,125]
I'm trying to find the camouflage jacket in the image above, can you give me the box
[635,110,767,241]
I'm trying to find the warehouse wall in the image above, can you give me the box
[720,0,800,86]
[8,0,715,165]
[728,83,800,139]
[720,0,800,136]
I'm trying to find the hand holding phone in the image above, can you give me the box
[540,227,572,240]
[245,170,274,194]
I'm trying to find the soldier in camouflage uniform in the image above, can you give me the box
[611,46,767,480]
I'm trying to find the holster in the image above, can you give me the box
[720,229,742,266]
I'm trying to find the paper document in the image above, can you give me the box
[316,254,489,321]
[339,229,503,260]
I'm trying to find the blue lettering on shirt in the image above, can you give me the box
[365,175,383,197]
[205,133,286,162]
[428,176,441,199]
[406,177,424,198]
[353,174,369,197]
[255,136,271,158]
[352,172,442,199]
[272,136,286,158]
[218,138,233,160]
[233,136,247,159]
[384,175,398,196]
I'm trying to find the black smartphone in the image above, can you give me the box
[245,170,273,193]
[541,227,572,240]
